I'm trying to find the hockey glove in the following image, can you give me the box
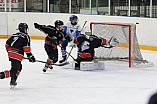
[34,23,41,29]
[65,35,72,41]
[107,36,119,47]
[28,55,36,63]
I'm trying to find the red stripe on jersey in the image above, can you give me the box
[60,41,62,44]
[4,70,9,78]
[11,47,19,51]
[74,38,79,44]
[8,52,24,61]
[102,39,106,45]
[6,46,19,51]
[42,25,45,28]
[47,59,52,63]
[23,47,31,52]
[45,40,52,45]
[5,44,10,50]
[93,54,95,57]
[16,71,20,76]
[45,40,57,47]
[79,53,92,57]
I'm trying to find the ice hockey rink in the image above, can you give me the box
[0,39,157,104]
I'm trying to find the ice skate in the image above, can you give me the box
[48,65,53,69]
[59,58,66,63]
[10,78,17,89]
[43,65,48,72]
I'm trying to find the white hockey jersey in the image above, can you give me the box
[63,22,81,40]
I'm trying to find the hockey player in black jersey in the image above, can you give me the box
[34,20,66,72]
[73,27,119,69]
[0,23,36,87]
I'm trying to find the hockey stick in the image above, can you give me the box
[80,21,87,33]
[65,46,74,61]
[65,21,87,61]
[24,57,68,66]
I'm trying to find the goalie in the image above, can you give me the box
[73,26,119,70]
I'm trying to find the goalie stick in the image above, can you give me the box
[24,57,68,66]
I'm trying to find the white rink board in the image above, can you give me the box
[0,13,8,35]
[0,12,157,47]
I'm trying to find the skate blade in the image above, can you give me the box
[10,85,16,89]
[57,61,69,66]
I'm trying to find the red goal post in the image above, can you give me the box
[90,22,149,67]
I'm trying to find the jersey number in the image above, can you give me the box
[81,41,90,51]
[11,37,19,46]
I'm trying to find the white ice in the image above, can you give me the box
[0,39,157,104]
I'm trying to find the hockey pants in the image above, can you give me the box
[45,44,58,64]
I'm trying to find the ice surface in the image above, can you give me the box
[0,39,157,104]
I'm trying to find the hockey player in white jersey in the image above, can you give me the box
[59,15,81,63]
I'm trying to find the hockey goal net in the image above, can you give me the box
[90,22,151,67]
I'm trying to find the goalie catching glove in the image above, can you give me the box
[105,36,119,47]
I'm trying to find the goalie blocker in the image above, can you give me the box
[73,26,119,70]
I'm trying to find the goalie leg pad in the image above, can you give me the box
[73,61,105,70]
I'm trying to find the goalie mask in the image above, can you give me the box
[84,26,91,37]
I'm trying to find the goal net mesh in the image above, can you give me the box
[90,22,147,67]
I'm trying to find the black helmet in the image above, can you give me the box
[18,23,28,32]
[54,20,64,27]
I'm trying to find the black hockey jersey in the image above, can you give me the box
[5,32,33,62]
[74,34,107,59]
[38,25,64,47]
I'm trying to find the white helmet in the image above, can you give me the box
[84,26,91,33]
[83,26,91,36]
[83,26,91,38]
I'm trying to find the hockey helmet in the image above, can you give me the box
[18,23,28,33]
[84,26,91,34]
[69,15,78,21]
[54,20,64,27]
